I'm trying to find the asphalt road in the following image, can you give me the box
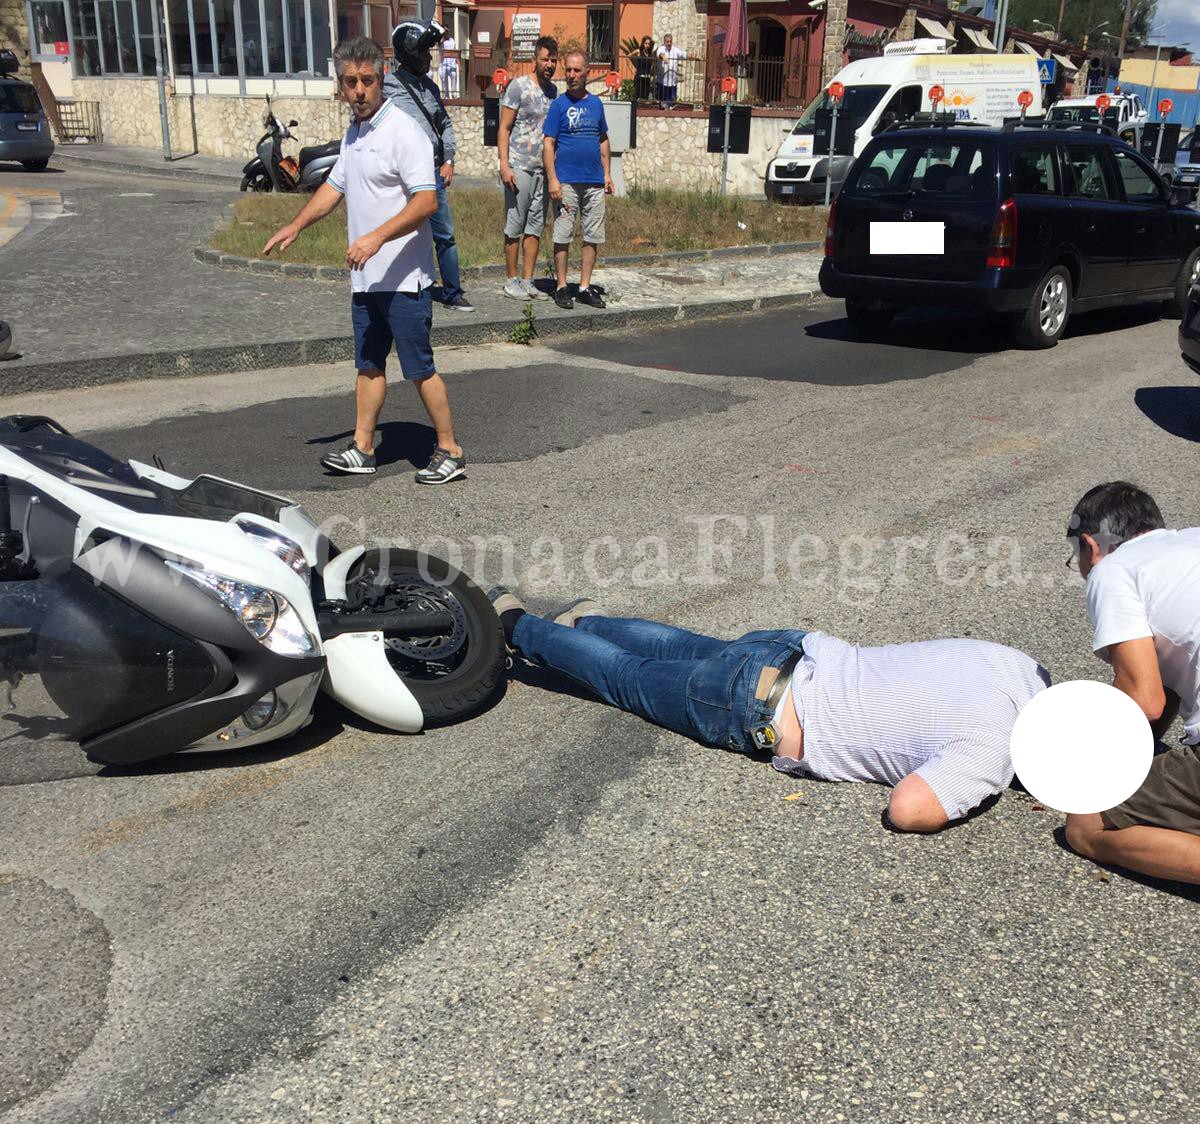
[2,304,1200,1123]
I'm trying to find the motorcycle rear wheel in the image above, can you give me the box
[344,548,505,725]
[240,173,273,192]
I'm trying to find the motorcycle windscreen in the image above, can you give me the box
[0,569,217,759]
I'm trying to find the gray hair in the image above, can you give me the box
[333,36,384,79]
[564,48,588,67]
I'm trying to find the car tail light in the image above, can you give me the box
[987,198,1017,269]
[825,199,837,258]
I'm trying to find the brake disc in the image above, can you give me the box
[380,577,467,663]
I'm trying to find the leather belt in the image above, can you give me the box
[748,651,802,752]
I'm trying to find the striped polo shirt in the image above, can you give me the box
[327,97,437,294]
[786,633,1050,820]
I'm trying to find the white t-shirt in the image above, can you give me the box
[657,45,685,84]
[1086,527,1200,744]
[788,632,1049,820]
[439,39,458,74]
[327,98,437,294]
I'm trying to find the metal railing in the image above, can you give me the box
[52,100,104,143]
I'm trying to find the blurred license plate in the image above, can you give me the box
[870,222,944,255]
[16,122,37,131]
[779,185,797,195]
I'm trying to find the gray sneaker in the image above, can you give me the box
[415,446,467,485]
[524,279,550,301]
[321,441,376,475]
[548,597,608,628]
[503,277,528,300]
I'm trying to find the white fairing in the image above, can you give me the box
[318,545,424,732]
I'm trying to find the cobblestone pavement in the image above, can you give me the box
[0,165,819,379]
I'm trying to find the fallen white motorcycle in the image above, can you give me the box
[0,415,504,766]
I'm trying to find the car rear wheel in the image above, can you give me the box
[845,301,896,338]
[1165,247,1200,320]
[1014,266,1072,349]
[20,158,49,172]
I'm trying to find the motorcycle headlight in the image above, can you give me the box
[166,560,318,657]
[235,520,310,585]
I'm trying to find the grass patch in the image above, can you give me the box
[212,187,828,269]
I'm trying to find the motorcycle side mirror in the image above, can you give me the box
[288,119,298,127]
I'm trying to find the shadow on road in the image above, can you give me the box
[0,164,64,175]
[1051,825,1200,904]
[804,310,1012,355]
[1134,386,1200,443]
[308,420,438,471]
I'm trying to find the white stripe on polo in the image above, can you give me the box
[327,97,437,294]
[790,632,1049,820]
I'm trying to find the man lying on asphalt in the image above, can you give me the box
[1063,483,1200,884]
[488,588,1050,832]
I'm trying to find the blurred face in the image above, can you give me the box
[535,45,557,81]
[415,45,433,75]
[339,61,383,120]
[664,35,673,49]
[564,53,586,92]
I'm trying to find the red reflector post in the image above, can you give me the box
[987,198,1017,269]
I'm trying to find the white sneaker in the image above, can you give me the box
[524,279,550,301]
[503,277,528,300]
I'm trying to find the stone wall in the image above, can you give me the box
[651,0,708,61]
[72,77,345,159]
[68,80,794,195]
[0,0,29,78]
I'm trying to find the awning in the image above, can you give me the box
[961,27,995,51]
[1013,41,1042,58]
[916,15,954,40]
[1052,51,1078,72]
[469,9,504,48]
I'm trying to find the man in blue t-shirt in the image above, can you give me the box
[542,50,614,310]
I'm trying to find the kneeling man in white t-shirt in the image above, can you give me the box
[1064,482,1200,883]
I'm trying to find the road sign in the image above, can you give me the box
[1037,58,1057,85]
[604,70,621,93]
[1096,94,1111,112]
[1017,90,1034,110]
[721,75,737,96]
[1159,98,1174,117]
[491,67,509,90]
[929,84,944,106]
[829,81,845,101]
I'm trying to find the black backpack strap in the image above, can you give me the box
[391,71,446,167]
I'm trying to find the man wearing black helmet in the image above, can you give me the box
[384,19,474,313]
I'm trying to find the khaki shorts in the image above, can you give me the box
[552,183,606,245]
[503,167,547,239]
[1106,742,1200,834]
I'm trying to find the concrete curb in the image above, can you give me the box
[194,240,824,282]
[0,289,825,395]
[51,148,245,186]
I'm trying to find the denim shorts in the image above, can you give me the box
[351,288,436,380]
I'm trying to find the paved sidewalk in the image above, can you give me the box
[0,164,822,392]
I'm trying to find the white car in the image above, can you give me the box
[1047,93,1147,144]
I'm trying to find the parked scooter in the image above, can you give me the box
[0,416,505,767]
[240,96,340,193]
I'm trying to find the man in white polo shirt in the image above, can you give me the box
[485,587,1050,833]
[264,36,466,485]
[1063,482,1200,884]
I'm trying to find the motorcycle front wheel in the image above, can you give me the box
[343,548,505,725]
[240,173,273,192]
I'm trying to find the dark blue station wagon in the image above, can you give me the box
[819,123,1200,349]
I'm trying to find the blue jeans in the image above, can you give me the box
[512,614,807,752]
[431,174,464,304]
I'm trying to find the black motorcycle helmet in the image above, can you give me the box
[391,18,446,75]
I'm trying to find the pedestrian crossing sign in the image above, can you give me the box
[1038,59,1057,85]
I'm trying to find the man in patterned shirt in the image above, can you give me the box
[497,36,559,301]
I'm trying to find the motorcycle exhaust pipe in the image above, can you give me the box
[317,608,456,639]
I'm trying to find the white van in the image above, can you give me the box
[765,39,1043,202]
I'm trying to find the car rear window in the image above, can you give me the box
[846,140,995,198]
[0,84,40,114]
